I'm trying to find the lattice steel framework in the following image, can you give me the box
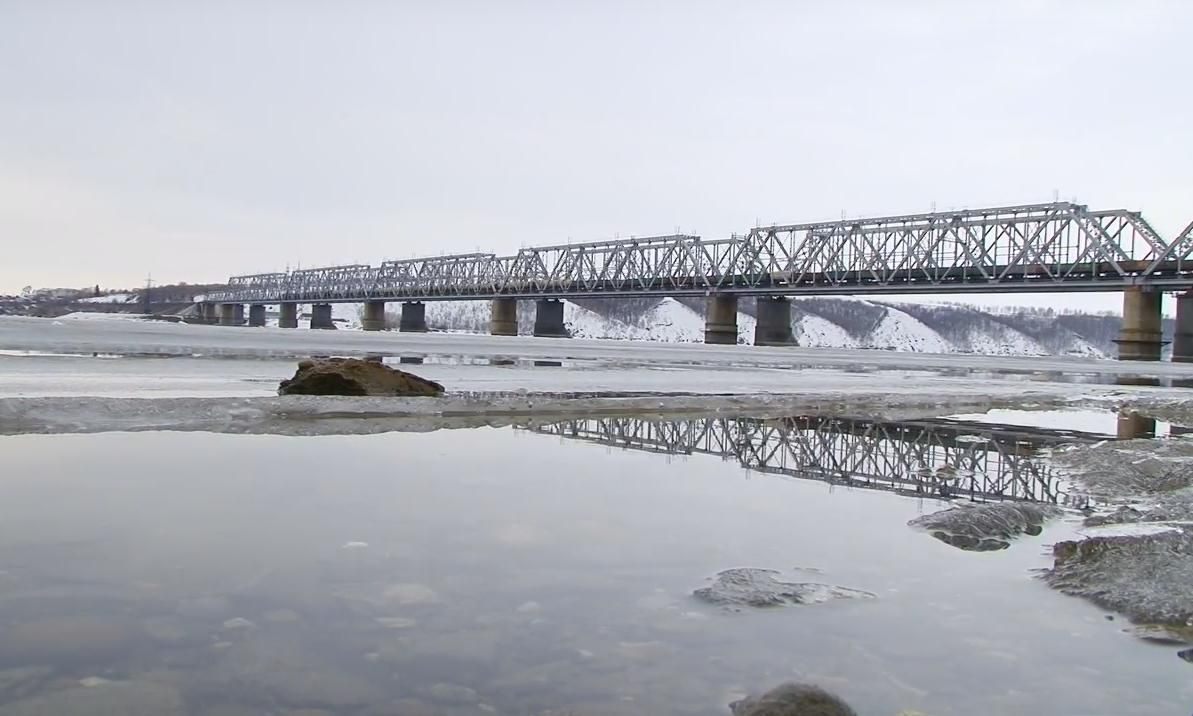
[209,202,1193,303]
[529,415,1089,503]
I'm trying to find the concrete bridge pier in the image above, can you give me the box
[1173,292,1193,362]
[310,303,335,330]
[400,302,428,332]
[278,303,298,328]
[491,298,518,336]
[219,303,244,326]
[248,304,266,327]
[1115,287,1164,361]
[704,295,738,345]
[198,303,219,324]
[754,297,795,346]
[361,300,386,331]
[1117,411,1157,440]
[533,299,569,337]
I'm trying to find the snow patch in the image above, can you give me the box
[864,306,951,353]
[794,314,858,348]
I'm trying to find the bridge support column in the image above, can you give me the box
[310,303,335,330]
[361,300,386,331]
[278,303,298,328]
[1115,287,1164,361]
[491,298,518,336]
[754,297,795,346]
[704,295,738,345]
[533,299,569,338]
[248,304,266,327]
[198,302,218,324]
[400,302,428,332]
[1117,411,1157,440]
[219,303,243,327]
[1173,292,1193,362]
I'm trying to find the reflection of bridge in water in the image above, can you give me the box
[529,415,1107,503]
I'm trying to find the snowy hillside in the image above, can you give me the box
[70,291,1155,358]
[395,295,1127,357]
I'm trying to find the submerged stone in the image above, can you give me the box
[693,568,874,609]
[908,502,1061,552]
[278,357,444,397]
[1044,530,1193,626]
[730,682,857,716]
[0,616,144,668]
[0,667,53,702]
[0,681,185,716]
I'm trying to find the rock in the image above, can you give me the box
[1084,488,1193,528]
[264,609,302,623]
[427,682,478,704]
[1044,530,1193,626]
[178,594,231,618]
[693,568,875,609]
[0,667,53,701]
[1051,439,1193,497]
[277,358,444,397]
[1179,648,1193,663]
[214,633,387,708]
[730,683,857,716]
[0,616,144,668]
[0,681,185,716]
[1124,624,1193,645]
[384,583,439,605]
[908,502,1061,551]
[222,617,257,630]
[1083,505,1145,527]
[143,616,201,646]
[197,706,263,716]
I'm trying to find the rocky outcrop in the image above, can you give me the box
[693,568,874,610]
[1045,530,1193,627]
[908,502,1061,552]
[278,358,444,397]
[730,683,857,716]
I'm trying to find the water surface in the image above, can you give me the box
[0,419,1188,715]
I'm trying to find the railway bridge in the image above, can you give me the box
[526,414,1101,504]
[204,201,1193,361]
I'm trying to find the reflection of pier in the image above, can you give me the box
[530,415,1100,503]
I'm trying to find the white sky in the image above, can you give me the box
[2,1,1190,314]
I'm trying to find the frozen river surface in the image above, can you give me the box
[1,316,1192,715]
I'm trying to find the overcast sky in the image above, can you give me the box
[2,1,1189,313]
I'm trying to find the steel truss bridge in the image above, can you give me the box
[527,414,1099,504]
[209,202,1193,304]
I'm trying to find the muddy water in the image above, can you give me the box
[0,419,1189,715]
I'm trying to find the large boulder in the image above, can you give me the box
[1045,530,1193,627]
[908,502,1061,552]
[693,568,874,610]
[730,683,857,716]
[278,358,444,397]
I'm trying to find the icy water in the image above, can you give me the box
[1,417,1191,715]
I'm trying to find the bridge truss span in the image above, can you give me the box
[529,414,1084,504]
[208,201,1192,304]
